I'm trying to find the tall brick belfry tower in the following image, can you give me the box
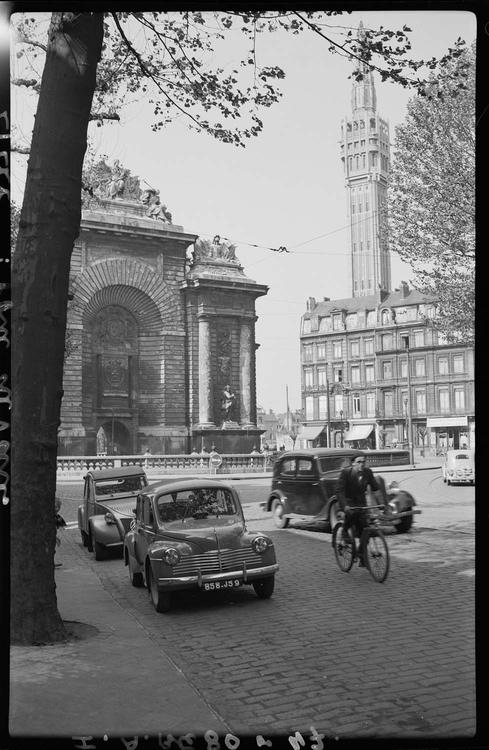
[339,21,391,297]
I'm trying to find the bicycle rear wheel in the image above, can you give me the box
[332,522,356,572]
[364,528,389,583]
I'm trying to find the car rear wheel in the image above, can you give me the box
[328,500,342,531]
[252,575,275,599]
[271,499,289,529]
[395,515,413,534]
[128,554,144,587]
[148,565,171,613]
[94,539,107,561]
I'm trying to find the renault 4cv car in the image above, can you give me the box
[266,448,419,534]
[78,466,148,560]
[124,478,278,613]
[442,449,475,485]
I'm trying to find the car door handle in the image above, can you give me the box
[311,482,319,486]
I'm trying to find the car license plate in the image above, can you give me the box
[203,579,241,591]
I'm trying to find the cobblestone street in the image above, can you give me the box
[52,517,474,739]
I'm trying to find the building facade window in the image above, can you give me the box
[319,316,331,332]
[438,357,449,375]
[382,361,392,379]
[414,358,426,377]
[400,358,408,378]
[333,314,343,331]
[334,394,344,417]
[367,311,376,326]
[366,392,376,417]
[333,341,342,359]
[302,319,311,334]
[316,343,326,360]
[333,367,343,383]
[453,354,464,373]
[317,367,327,387]
[384,391,393,416]
[416,390,426,414]
[304,369,314,388]
[413,330,424,347]
[454,387,465,410]
[303,345,313,362]
[305,396,314,420]
[439,388,450,412]
[352,394,361,417]
[346,313,358,329]
[318,395,328,420]
[382,333,393,350]
[350,340,360,357]
[351,365,360,384]
[381,309,390,325]
[364,338,374,355]
[365,363,375,382]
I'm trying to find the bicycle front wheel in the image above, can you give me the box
[332,522,356,573]
[364,528,390,583]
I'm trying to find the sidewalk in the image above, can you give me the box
[9,531,231,739]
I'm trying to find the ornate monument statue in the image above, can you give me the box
[96,426,108,455]
[221,385,236,421]
[141,188,172,223]
[107,163,127,199]
[193,235,239,264]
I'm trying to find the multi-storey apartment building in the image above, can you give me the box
[300,283,474,453]
[299,26,475,455]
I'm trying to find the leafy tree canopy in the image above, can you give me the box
[12,10,470,152]
[387,43,475,344]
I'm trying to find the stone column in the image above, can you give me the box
[240,321,255,427]
[198,316,215,426]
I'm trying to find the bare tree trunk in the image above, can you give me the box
[11,13,103,644]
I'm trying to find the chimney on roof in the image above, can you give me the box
[306,296,316,312]
[400,280,409,298]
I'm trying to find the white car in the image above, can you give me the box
[442,449,475,486]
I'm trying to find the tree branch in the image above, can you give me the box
[89,112,120,122]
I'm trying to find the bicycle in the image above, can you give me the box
[331,505,390,583]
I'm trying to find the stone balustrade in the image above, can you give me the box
[56,453,270,480]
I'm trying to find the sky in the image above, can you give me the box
[10,9,476,414]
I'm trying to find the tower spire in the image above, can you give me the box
[351,21,377,113]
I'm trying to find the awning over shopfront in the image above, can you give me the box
[344,424,374,442]
[299,424,325,441]
[426,417,468,428]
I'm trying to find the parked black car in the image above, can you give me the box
[266,448,419,533]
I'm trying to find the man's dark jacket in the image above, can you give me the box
[336,466,379,509]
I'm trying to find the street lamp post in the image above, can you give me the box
[339,409,344,448]
[111,408,115,454]
[325,372,331,448]
[402,335,415,466]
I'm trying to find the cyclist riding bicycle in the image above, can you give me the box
[335,453,379,566]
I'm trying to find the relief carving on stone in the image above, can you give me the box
[193,235,239,264]
[103,357,128,392]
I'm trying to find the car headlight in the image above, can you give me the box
[104,512,116,525]
[252,536,271,554]
[162,548,181,566]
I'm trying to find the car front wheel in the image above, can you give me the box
[395,514,413,534]
[271,499,289,529]
[148,565,171,613]
[253,575,275,599]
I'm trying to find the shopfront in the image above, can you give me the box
[426,417,471,452]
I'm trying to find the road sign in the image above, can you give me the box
[209,451,222,468]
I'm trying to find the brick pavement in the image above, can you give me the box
[16,514,475,742]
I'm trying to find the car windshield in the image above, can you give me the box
[318,456,354,474]
[156,487,238,524]
[95,475,146,496]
